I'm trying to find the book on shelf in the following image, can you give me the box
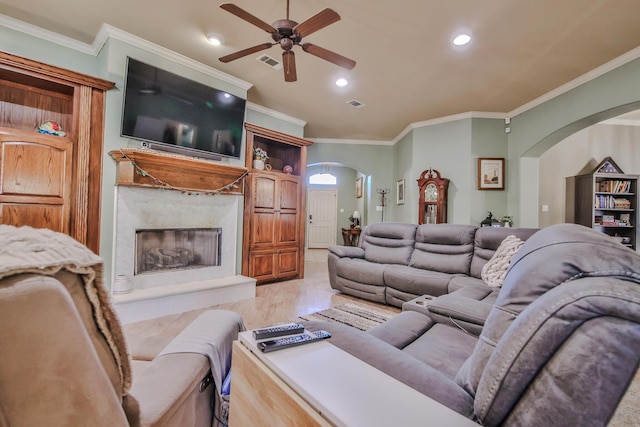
[598,180,631,193]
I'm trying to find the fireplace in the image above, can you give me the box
[135,228,221,275]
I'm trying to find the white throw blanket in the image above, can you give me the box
[0,225,132,395]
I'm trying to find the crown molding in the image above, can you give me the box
[0,15,252,91]
[310,138,393,145]
[508,45,640,117]
[246,102,307,127]
[0,13,95,54]
[391,111,507,144]
[94,24,252,91]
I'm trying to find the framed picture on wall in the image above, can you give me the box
[478,158,505,190]
[397,179,405,205]
[356,176,363,198]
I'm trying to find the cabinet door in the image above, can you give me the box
[277,247,299,278]
[248,249,277,282]
[278,175,300,245]
[0,132,73,233]
[251,174,278,247]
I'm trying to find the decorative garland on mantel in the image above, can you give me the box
[118,149,248,196]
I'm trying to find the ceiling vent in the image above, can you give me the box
[256,54,282,70]
[346,99,366,108]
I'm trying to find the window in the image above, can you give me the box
[309,173,337,185]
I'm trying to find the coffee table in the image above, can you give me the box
[229,330,478,426]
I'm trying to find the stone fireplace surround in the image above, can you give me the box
[109,149,255,323]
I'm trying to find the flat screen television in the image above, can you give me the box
[121,57,246,160]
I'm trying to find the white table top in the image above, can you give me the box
[239,331,478,427]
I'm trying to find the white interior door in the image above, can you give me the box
[307,188,337,248]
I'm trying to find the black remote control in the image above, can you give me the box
[258,330,331,353]
[252,323,305,340]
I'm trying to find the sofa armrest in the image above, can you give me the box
[328,245,365,258]
[124,353,213,427]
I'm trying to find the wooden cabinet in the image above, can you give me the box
[0,52,114,253]
[417,168,449,224]
[242,124,312,284]
[571,157,639,251]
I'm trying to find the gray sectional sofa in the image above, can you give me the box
[309,223,640,426]
[328,222,537,305]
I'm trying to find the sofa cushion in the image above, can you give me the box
[447,275,486,292]
[361,222,417,265]
[410,224,476,274]
[384,264,454,297]
[480,235,525,288]
[336,258,387,286]
[469,227,538,279]
[402,323,479,380]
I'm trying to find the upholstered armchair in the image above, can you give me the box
[0,225,244,426]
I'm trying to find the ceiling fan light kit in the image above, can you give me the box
[219,1,356,82]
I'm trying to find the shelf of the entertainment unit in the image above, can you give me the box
[109,148,248,195]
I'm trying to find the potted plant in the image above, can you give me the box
[253,147,269,170]
[500,215,513,227]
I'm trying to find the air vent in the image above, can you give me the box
[256,54,282,70]
[346,99,366,108]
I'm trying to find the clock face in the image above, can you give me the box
[425,183,438,202]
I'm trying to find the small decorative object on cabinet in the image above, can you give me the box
[243,123,313,284]
[0,51,115,253]
[571,157,638,251]
[417,168,450,224]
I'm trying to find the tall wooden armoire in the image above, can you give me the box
[242,123,313,284]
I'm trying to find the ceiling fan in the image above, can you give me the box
[218,1,356,82]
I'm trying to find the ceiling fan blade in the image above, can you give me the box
[219,43,274,63]
[220,3,277,34]
[301,43,356,70]
[282,51,297,82]
[293,8,340,38]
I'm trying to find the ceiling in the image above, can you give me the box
[2,0,640,140]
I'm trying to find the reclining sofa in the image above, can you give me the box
[328,223,537,333]
[0,225,245,427]
[309,223,640,426]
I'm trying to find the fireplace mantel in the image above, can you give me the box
[109,149,248,195]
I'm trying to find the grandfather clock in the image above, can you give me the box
[418,168,449,224]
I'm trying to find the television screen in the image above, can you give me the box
[121,57,246,160]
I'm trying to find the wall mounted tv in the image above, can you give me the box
[121,57,246,160]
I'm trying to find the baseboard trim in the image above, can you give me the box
[111,275,256,324]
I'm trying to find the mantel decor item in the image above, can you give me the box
[478,158,505,190]
[356,176,363,198]
[397,179,405,205]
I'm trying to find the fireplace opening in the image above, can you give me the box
[135,228,221,275]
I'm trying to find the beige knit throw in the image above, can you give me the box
[481,235,525,288]
[0,225,132,395]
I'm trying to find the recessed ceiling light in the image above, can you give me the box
[336,78,348,87]
[206,33,225,46]
[453,33,471,46]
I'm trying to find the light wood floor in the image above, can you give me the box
[123,250,638,426]
[124,249,400,339]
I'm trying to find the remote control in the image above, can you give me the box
[252,323,305,340]
[258,330,331,353]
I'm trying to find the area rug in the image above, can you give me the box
[295,303,396,331]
